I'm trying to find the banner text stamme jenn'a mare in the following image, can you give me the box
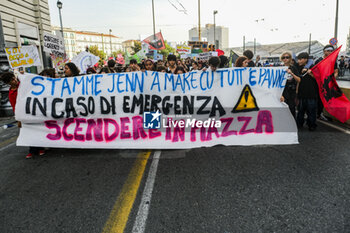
[15,68,298,149]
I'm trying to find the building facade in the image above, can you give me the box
[52,27,123,60]
[122,40,138,54]
[0,0,52,116]
[189,24,229,49]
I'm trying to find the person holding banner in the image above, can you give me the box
[243,50,255,67]
[129,59,141,72]
[296,52,318,131]
[99,67,112,74]
[166,54,177,74]
[64,62,80,77]
[191,61,199,71]
[0,72,45,159]
[107,59,116,72]
[39,68,57,78]
[281,52,300,119]
[208,56,221,72]
[156,66,166,73]
[235,56,249,67]
[175,66,186,74]
[145,59,155,71]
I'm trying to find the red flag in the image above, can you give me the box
[311,46,350,123]
[142,32,165,50]
[216,49,224,56]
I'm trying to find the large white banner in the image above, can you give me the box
[15,67,298,149]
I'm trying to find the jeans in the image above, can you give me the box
[297,98,317,128]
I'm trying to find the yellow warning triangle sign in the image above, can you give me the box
[232,85,259,113]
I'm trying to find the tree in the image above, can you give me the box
[88,45,105,60]
[131,41,141,55]
[112,50,125,57]
[159,40,176,58]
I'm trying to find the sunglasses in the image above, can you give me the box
[282,56,291,59]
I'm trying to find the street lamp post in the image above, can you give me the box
[243,36,245,51]
[57,0,64,38]
[198,0,201,41]
[334,0,339,40]
[109,29,112,57]
[152,0,156,39]
[213,10,218,49]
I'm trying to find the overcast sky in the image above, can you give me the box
[48,0,350,50]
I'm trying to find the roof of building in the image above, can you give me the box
[122,39,141,44]
[75,31,119,38]
[224,40,325,59]
[51,26,119,38]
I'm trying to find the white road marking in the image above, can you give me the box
[132,150,161,233]
[318,120,350,135]
[0,142,15,152]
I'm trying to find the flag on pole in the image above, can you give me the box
[311,46,350,123]
[142,32,165,50]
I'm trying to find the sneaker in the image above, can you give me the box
[25,153,33,159]
[318,113,328,121]
[39,150,45,156]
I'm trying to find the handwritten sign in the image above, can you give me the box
[71,51,100,74]
[5,45,41,69]
[15,67,298,149]
[199,52,218,60]
[176,45,191,54]
[50,54,68,69]
[43,32,65,57]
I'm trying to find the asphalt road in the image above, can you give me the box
[1,121,350,233]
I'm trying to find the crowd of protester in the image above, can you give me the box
[0,44,346,159]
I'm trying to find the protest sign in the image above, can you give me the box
[116,54,125,65]
[50,54,68,69]
[5,45,41,69]
[180,54,192,59]
[71,51,100,74]
[198,52,218,60]
[43,32,65,57]
[15,67,298,149]
[154,54,163,61]
[176,45,191,54]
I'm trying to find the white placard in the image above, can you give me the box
[5,45,41,69]
[71,51,100,74]
[43,32,65,57]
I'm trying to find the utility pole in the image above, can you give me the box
[334,0,339,40]
[243,36,245,52]
[308,33,311,54]
[254,38,256,55]
[152,0,156,39]
[101,33,105,57]
[57,1,64,38]
[198,0,201,41]
[213,10,218,49]
[109,29,112,57]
